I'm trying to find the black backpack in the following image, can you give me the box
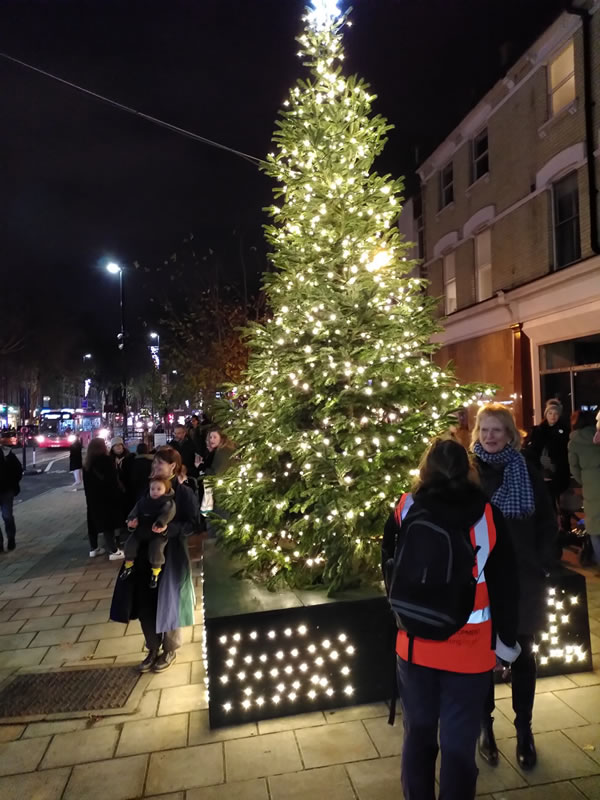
[385,499,480,646]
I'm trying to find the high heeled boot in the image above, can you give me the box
[478,716,499,766]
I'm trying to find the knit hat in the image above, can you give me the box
[110,436,124,448]
[544,399,563,419]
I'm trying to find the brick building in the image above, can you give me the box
[416,3,600,428]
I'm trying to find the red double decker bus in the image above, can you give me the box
[36,409,107,448]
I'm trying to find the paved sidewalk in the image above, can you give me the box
[0,487,599,798]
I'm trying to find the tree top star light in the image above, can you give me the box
[214,4,489,593]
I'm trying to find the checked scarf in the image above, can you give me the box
[474,441,535,518]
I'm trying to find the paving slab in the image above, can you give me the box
[0,632,35,651]
[0,766,70,800]
[94,634,145,658]
[186,779,268,800]
[0,724,25,742]
[42,592,85,606]
[78,622,126,641]
[31,626,83,646]
[23,718,90,738]
[363,715,404,758]
[158,682,208,715]
[498,731,598,784]
[269,765,355,800]
[0,735,50,775]
[563,724,600,766]
[490,781,591,798]
[0,646,48,668]
[296,720,378,769]
[0,621,24,636]
[324,703,388,724]
[497,692,588,734]
[41,725,119,767]
[19,615,70,632]
[54,600,98,616]
[65,610,111,627]
[40,640,97,665]
[145,742,223,794]
[116,712,188,756]
[147,662,191,690]
[572,775,600,798]
[554,686,600,724]
[189,710,258,745]
[63,753,147,800]
[225,731,302,782]
[258,710,326,735]
[11,604,58,619]
[346,755,403,800]
[475,751,527,795]
[4,596,47,610]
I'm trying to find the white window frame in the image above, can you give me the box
[475,229,493,302]
[471,128,489,184]
[548,41,575,117]
[443,252,457,315]
[439,162,454,210]
[552,171,581,269]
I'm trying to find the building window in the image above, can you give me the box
[553,172,580,269]
[414,192,424,260]
[475,229,492,301]
[549,41,575,116]
[444,252,457,314]
[439,162,454,210]
[471,129,489,183]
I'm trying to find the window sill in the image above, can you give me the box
[466,172,490,197]
[538,99,578,139]
[436,201,455,222]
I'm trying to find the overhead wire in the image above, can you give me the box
[0,50,265,168]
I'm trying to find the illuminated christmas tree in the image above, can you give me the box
[216,0,485,592]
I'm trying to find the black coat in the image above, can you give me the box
[69,439,83,471]
[83,454,126,532]
[168,437,198,478]
[0,449,23,495]
[112,452,136,515]
[131,454,154,501]
[525,420,571,497]
[382,483,519,649]
[476,457,557,635]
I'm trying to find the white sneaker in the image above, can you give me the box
[109,549,125,561]
[89,547,106,558]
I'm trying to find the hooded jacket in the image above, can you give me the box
[382,482,519,655]
[568,426,600,536]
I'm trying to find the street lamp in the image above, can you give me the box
[149,332,161,421]
[82,354,93,402]
[106,261,128,438]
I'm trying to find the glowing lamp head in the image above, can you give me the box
[106,262,121,274]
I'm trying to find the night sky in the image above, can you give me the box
[1,0,567,342]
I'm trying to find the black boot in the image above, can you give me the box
[516,724,537,769]
[7,538,15,551]
[137,650,159,673]
[478,716,499,766]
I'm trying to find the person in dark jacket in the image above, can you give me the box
[189,415,209,463]
[131,442,154,500]
[472,403,557,770]
[110,446,200,672]
[68,432,83,489]
[382,438,519,800]
[525,399,570,525]
[169,425,198,479]
[568,410,600,566]
[83,437,125,559]
[0,443,23,551]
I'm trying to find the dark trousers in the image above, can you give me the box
[124,529,168,568]
[0,491,16,545]
[484,634,536,727]
[397,657,490,800]
[137,593,182,653]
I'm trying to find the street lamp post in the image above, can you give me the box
[82,353,92,407]
[106,262,128,439]
[149,332,160,422]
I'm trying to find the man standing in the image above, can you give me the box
[169,424,198,478]
[0,441,23,551]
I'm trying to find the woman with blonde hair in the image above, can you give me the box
[472,403,557,770]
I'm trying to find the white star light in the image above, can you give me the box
[308,0,341,30]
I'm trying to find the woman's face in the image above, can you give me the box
[191,417,199,428]
[152,457,175,480]
[546,408,560,426]
[208,431,221,450]
[113,444,124,457]
[478,414,510,454]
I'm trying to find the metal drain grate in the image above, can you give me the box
[0,667,140,718]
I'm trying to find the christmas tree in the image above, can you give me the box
[215,0,486,593]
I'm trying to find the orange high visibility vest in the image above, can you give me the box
[394,493,497,674]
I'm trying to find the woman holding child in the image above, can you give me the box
[110,446,200,673]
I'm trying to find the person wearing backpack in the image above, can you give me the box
[382,438,519,800]
[473,402,557,770]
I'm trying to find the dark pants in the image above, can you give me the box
[131,543,183,654]
[124,529,168,568]
[397,657,490,800]
[0,490,16,546]
[484,634,536,727]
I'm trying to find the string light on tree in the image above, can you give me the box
[214,1,488,592]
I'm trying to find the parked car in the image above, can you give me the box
[0,429,18,446]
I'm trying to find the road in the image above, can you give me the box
[11,447,74,503]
